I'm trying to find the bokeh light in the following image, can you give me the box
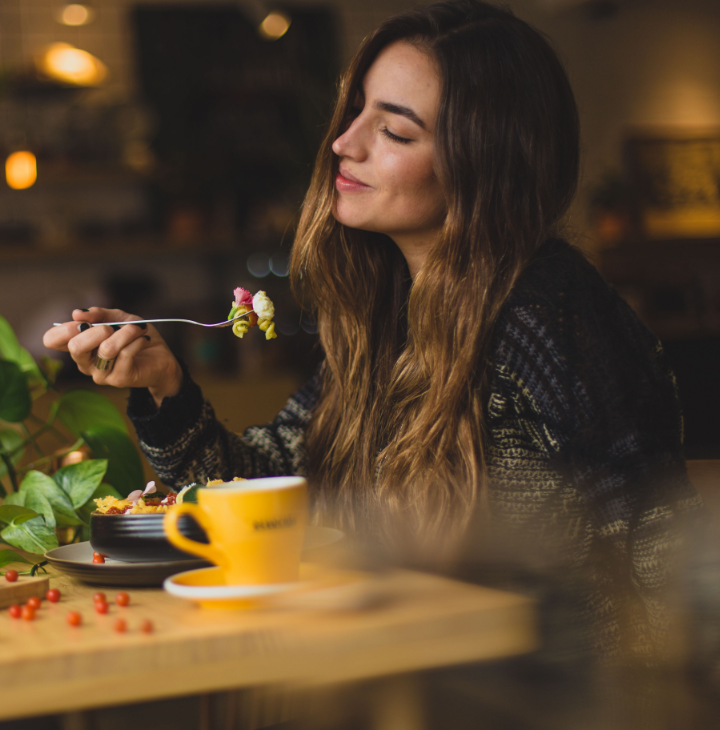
[6,152,37,190]
[269,252,290,277]
[247,252,270,278]
[301,315,318,334]
[258,12,291,41]
[57,4,95,26]
[37,43,108,86]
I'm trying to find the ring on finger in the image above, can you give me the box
[94,355,116,373]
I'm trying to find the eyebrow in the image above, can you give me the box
[373,101,426,130]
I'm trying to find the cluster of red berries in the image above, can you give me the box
[68,592,152,633]
[92,551,107,564]
[6,581,153,634]
[7,588,62,620]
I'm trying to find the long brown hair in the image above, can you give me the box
[290,0,579,546]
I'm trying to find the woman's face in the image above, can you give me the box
[332,41,445,271]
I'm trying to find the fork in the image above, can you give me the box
[53,312,256,329]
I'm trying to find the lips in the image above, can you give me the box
[336,165,371,193]
[338,166,367,185]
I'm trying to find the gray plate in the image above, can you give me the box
[45,526,345,587]
[44,542,208,587]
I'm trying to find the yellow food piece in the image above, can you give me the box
[207,477,246,487]
[232,320,250,338]
[258,319,277,340]
[127,499,167,514]
[230,304,253,338]
[94,496,132,514]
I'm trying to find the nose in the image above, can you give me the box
[332,114,367,160]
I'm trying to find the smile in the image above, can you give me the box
[335,168,372,193]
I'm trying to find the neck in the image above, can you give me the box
[392,229,440,279]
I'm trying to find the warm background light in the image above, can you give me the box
[5,152,37,190]
[36,43,108,86]
[259,12,291,40]
[57,4,95,27]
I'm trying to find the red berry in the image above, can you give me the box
[66,610,82,627]
[92,555,105,564]
[8,604,21,619]
[113,618,127,633]
[140,619,154,634]
[46,588,61,603]
[5,569,18,582]
[93,592,106,603]
[115,592,130,607]
[92,552,107,559]
[94,600,109,615]
[21,605,35,621]
[26,596,41,610]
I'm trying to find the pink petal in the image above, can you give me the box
[143,481,157,495]
[128,490,143,502]
[233,287,253,307]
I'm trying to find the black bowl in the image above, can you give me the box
[90,512,209,563]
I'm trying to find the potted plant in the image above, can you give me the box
[0,315,144,573]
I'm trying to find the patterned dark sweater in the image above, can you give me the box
[128,239,702,659]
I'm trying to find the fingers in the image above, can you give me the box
[43,320,75,352]
[99,334,151,386]
[70,307,137,325]
[43,307,139,352]
[95,323,148,363]
[68,321,149,377]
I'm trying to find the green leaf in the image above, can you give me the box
[39,356,63,386]
[56,390,128,436]
[3,491,26,507]
[24,488,56,529]
[77,481,123,526]
[0,316,44,393]
[0,504,37,524]
[53,459,108,509]
[179,484,201,504]
[0,549,33,569]
[0,428,25,481]
[1,516,59,555]
[17,470,80,527]
[0,360,32,422]
[82,427,143,497]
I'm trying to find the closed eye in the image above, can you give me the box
[381,128,411,144]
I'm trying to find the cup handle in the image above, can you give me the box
[163,503,226,567]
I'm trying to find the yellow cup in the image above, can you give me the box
[163,476,308,585]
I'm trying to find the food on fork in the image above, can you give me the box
[227,287,277,340]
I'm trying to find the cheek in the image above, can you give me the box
[385,155,443,213]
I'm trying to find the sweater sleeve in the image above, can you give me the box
[493,245,705,655]
[126,362,320,488]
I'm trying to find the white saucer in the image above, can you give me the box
[164,562,375,610]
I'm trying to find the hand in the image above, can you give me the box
[43,308,183,407]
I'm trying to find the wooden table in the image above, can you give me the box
[0,563,536,723]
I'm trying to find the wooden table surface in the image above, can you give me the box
[0,562,536,722]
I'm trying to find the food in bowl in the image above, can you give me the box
[94,481,184,515]
[89,478,245,563]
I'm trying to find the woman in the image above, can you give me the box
[44,0,701,659]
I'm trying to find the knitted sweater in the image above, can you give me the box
[128,239,702,658]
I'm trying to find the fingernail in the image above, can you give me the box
[111,325,121,332]
[77,323,91,332]
[131,322,148,330]
[143,335,151,341]
[75,308,90,313]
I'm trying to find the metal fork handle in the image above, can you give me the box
[53,312,256,328]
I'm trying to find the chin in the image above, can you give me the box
[333,210,379,234]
